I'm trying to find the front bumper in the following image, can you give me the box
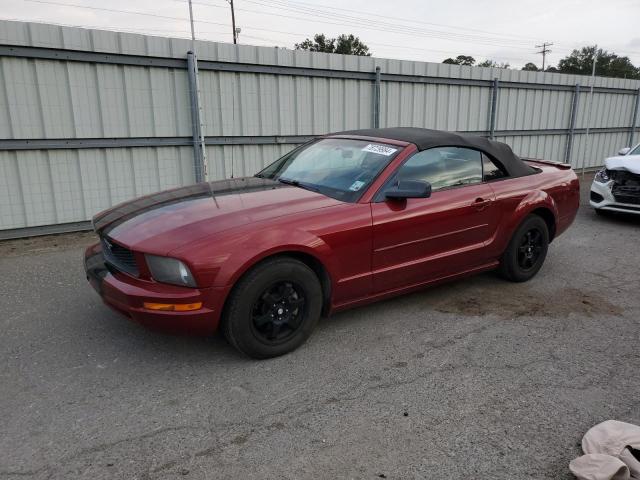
[84,242,228,335]
[590,180,640,215]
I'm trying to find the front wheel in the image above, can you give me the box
[499,214,549,282]
[222,257,322,359]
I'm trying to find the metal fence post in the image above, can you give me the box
[629,88,640,147]
[565,83,580,164]
[489,78,499,139]
[187,51,207,182]
[373,66,381,128]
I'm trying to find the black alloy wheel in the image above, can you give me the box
[222,257,322,359]
[499,214,549,282]
[517,228,544,271]
[251,281,306,343]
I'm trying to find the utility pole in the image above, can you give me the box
[535,42,553,70]
[228,0,237,44]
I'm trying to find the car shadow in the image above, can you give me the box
[319,270,504,331]
[90,303,241,362]
[91,273,498,365]
[91,266,526,364]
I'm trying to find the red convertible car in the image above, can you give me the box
[85,128,579,358]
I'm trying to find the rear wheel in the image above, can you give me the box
[222,257,322,359]
[499,214,549,282]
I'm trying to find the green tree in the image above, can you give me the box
[295,33,371,56]
[442,55,476,66]
[522,62,539,71]
[556,46,640,79]
[295,34,335,53]
[477,59,510,69]
[334,34,370,56]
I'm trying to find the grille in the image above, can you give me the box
[101,236,139,276]
[612,185,640,205]
[611,170,640,205]
[612,193,640,205]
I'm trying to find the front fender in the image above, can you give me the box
[178,225,337,289]
[221,228,337,288]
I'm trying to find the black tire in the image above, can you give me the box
[499,214,549,283]
[222,257,322,359]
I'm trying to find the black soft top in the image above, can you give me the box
[333,127,536,178]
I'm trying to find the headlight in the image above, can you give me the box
[145,255,197,288]
[594,168,610,183]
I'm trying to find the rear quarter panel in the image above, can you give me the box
[486,165,579,258]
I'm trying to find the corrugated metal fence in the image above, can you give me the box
[1,20,640,238]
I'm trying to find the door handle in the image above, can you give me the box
[472,197,491,211]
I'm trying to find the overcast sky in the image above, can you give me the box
[3,0,640,68]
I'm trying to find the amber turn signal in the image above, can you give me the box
[143,302,202,312]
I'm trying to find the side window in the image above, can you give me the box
[482,153,507,181]
[396,147,482,190]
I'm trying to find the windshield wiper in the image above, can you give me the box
[277,177,321,193]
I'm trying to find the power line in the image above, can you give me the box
[22,0,229,28]
[208,0,640,59]
[284,0,546,41]
[2,17,191,36]
[239,0,534,45]
[253,0,640,57]
[186,0,538,50]
[24,0,188,24]
[198,0,544,43]
[247,0,535,47]
[210,24,536,63]
[26,0,536,52]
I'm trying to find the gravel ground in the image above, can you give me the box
[1,175,639,480]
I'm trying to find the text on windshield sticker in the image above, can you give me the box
[362,144,397,156]
[349,180,366,191]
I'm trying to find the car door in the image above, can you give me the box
[370,146,501,293]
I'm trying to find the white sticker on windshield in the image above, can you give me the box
[362,144,397,156]
[349,180,366,191]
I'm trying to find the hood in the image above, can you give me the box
[93,177,342,255]
[604,154,640,175]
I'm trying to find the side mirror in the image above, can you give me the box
[618,147,631,156]
[385,180,432,200]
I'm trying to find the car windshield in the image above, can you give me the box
[630,144,640,155]
[256,138,403,202]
